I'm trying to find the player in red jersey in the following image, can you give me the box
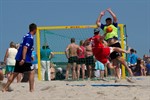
[85,28,129,65]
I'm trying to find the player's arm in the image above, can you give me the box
[65,45,70,59]
[107,8,118,23]
[19,46,28,65]
[20,38,32,65]
[50,52,54,60]
[96,11,105,27]
[3,49,9,64]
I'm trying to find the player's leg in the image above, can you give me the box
[117,57,133,77]
[17,73,22,83]
[77,64,81,80]
[81,64,85,80]
[77,64,81,79]
[112,47,129,54]
[2,72,19,92]
[88,65,92,79]
[65,63,71,80]
[72,62,77,80]
[29,70,35,92]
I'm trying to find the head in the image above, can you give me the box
[79,40,84,46]
[147,58,150,64]
[130,49,135,54]
[71,38,75,43]
[134,50,137,54]
[94,28,100,35]
[42,44,49,49]
[10,42,16,48]
[29,23,37,35]
[105,17,112,25]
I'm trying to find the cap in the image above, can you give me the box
[94,28,100,33]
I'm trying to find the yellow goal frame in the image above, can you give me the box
[36,24,126,80]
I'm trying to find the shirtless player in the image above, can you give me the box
[84,39,94,79]
[65,38,82,80]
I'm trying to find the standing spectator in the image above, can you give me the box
[2,23,37,92]
[129,49,138,72]
[140,60,146,76]
[77,40,86,80]
[40,44,54,81]
[31,49,38,73]
[4,42,17,79]
[146,58,150,75]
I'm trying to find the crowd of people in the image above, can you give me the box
[0,8,149,92]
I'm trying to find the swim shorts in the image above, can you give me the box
[68,56,78,64]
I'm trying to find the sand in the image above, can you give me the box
[0,76,150,100]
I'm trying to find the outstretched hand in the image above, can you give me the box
[100,11,105,16]
[106,8,112,12]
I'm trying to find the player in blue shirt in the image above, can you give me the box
[2,23,37,92]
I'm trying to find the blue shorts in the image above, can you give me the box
[95,61,105,71]
[6,65,15,73]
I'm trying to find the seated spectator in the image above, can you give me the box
[0,62,5,81]
[146,58,150,75]
[50,62,56,80]
[134,58,146,76]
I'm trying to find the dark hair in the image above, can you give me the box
[29,23,37,32]
[42,45,49,49]
[105,17,112,22]
[79,40,84,46]
[71,38,75,43]
[130,49,135,53]
[94,32,99,35]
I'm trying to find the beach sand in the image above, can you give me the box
[0,76,150,100]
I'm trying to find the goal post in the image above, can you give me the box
[36,24,126,80]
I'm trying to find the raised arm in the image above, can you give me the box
[65,45,70,59]
[96,11,105,27]
[107,8,118,23]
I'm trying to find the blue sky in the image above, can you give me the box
[0,0,150,61]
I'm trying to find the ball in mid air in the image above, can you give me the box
[106,26,113,33]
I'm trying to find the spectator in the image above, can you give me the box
[146,58,150,75]
[129,49,138,72]
[140,60,146,76]
[0,62,5,81]
[40,44,54,81]
[4,42,18,79]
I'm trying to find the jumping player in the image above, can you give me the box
[65,38,82,80]
[86,28,134,81]
[96,8,134,82]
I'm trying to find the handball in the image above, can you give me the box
[106,26,113,33]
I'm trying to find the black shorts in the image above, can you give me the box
[68,56,78,64]
[86,56,94,66]
[14,61,33,73]
[109,42,122,60]
[77,58,86,64]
